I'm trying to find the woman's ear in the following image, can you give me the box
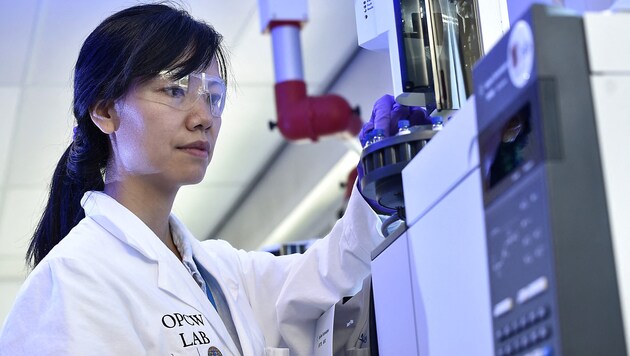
[89,100,119,134]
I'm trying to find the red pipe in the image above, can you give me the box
[274,80,362,141]
[268,20,362,142]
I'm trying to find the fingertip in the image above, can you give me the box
[391,103,410,118]
[377,94,395,104]
[408,106,431,125]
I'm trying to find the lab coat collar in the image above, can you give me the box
[170,216,238,300]
[81,191,162,261]
[81,191,243,356]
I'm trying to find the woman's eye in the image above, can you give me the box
[203,94,218,106]
[209,94,222,106]
[162,86,186,98]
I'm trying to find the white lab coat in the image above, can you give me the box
[0,185,382,356]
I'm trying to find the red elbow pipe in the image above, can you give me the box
[274,80,362,141]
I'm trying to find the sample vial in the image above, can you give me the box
[363,131,375,148]
[371,129,385,144]
[396,119,411,136]
[432,117,444,131]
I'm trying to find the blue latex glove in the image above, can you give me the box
[359,94,431,146]
[357,95,431,215]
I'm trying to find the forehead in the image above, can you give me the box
[158,56,221,81]
[203,57,221,77]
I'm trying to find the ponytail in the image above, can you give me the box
[27,118,108,268]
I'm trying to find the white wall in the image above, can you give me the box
[0,281,23,327]
[0,262,27,327]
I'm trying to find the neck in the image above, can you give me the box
[104,176,182,260]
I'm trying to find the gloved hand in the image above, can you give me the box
[359,94,431,146]
[357,94,431,215]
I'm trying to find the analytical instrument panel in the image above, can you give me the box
[475,5,626,355]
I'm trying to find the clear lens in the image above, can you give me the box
[140,72,226,117]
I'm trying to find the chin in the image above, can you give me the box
[185,174,206,185]
[178,169,207,186]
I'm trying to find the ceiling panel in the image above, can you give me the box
[26,0,144,86]
[6,86,73,187]
[26,0,259,86]
[228,14,276,85]
[185,0,258,45]
[0,0,40,85]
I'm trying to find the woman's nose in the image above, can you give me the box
[186,96,215,130]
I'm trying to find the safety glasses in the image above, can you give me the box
[139,71,227,117]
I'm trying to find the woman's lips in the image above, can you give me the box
[178,141,210,158]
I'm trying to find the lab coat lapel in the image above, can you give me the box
[101,226,242,356]
[190,242,251,354]
[154,250,210,312]
[88,211,208,317]
[170,218,244,356]
[155,254,243,356]
[81,192,245,355]
[187,237,265,356]
[84,192,241,354]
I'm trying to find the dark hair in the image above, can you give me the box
[27,3,228,268]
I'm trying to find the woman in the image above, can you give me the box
[0,4,394,355]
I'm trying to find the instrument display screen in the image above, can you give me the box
[480,103,539,192]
